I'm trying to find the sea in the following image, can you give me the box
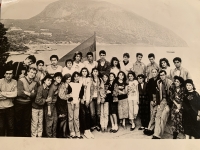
[7,44,200,92]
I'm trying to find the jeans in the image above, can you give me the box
[100,102,109,129]
[15,102,32,137]
[31,108,43,137]
[44,104,57,138]
[68,103,80,136]
[154,98,170,138]
[89,98,101,128]
[0,107,14,136]
[79,103,91,132]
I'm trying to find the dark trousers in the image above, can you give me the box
[89,98,101,128]
[80,103,91,133]
[0,107,14,136]
[14,102,32,137]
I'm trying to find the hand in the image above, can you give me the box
[197,115,200,121]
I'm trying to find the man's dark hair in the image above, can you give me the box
[54,72,62,78]
[87,52,93,57]
[148,53,155,59]
[173,57,182,63]
[99,50,106,55]
[50,55,59,61]
[26,55,36,64]
[65,59,73,66]
[4,65,13,74]
[159,70,167,75]
[136,53,143,57]
[123,53,130,58]
[42,74,53,84]
[36,60,44,66]
[73,51,82,61]
[137,74,145,79]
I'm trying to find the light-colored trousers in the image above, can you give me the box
[31,108,43,137]
[68,103,80,137]
[153,98,170,138]
[128,100,139,119]
[147,101,158,131]
[100,102,109,129]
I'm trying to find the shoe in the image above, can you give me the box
[71,135,77,139]
[138,127,145,130]
[130,127,135,131]
[152,136,160,139]
[143,129,150,135]
[84,131,91,139]
[109,129,113,133]
[77,136,83,139]
[147,130,154,136]
[96,126,101,132]
[90,127,96,132]
[112,129,118,133]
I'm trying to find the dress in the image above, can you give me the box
[169,84,184,133]
[182,91,200,138]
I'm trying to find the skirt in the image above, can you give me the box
[118,98,128,119]
[109,102,118,115]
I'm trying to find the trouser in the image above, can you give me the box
[89,98,101,128]
[128,100,139,119]
[154,98,170,138]
[44,104,57,138]
[100,102,109,129]
[79,103,91,133]
[0,107,14,136]
[148,103,158,131]
[31,108,43,137]
[68,103,80,137]
[15,102,32,137]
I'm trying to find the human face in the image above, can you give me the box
[160,72,166,81]
[24,58,33,66]
[118,73,124,80]
[66,61,72,68]
[161,61,167,68]
[100,53,106,60]
[66,77,71,84]
[149,57,155,64]
[54,76,62,84]
[27,69,37,79]
[75,54,81,62]
[109,74,115,81]
[37,63,44,71]
[152,69,158,78]
[137,55,142,62]
[51,58,58,66]
[174,79,181,87]
[123,56,129,62]
[113,60,118,67]
[44,78,52,87]
[81,69,88,77]
[186,83,193,92]
[74,74,79,83]
[138,77,144,84]
[174,60,181,68]
[4,70,13,81]
[87,55,93,62]
[103,75,108,83]
[92,69,98,77]
[128,74,134,81]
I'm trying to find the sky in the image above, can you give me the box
[1,0,200,47]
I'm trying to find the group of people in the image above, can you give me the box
[0,50,200,139]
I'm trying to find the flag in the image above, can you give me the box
[58,32,96,67]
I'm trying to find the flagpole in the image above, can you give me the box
[94,31,96,61]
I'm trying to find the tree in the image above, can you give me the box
[0,23,10,78]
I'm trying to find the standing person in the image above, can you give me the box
[62,59,75,76]
[182,79,200,139]
[152,70,173,139]
[113,71,128,129]
[15,67,38,137]
[31,74,52,137]
[108,73,118,133]
[12,55,36,80]
[0,66,17,136]
[120,53,132,75]
[90,68,104,132]
[45,72,62,138]
[110,57,121,77]
[131,53,146,77]
[101,74,109,132]
[79,68,94,139]
[68,71,84,139]
[170,57,191,80]
[169,76,184,139]
[35,60,46,85]
[159,58,171,78]
[137,74,150,131]
[144,69,159,136]
[46,55,63,77]
[146,53,159,81]
[57,74,72,138]
[97,50,111,78]
[83,52,98,76]
[72,51,84,73]
[127,71,139,131]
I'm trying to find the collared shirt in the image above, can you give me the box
[120,61,132,75]
[46,65,63,77]
[72,61,84,73]
[170,67,191,80]
[62,66,75,76]
[146,62,159,79]
[83,60,98,75]
[131,61,146,77]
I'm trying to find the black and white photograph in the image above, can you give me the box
[0,0,200,144]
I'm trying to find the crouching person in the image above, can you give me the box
[0,66,17,136]
[31,74,52,137]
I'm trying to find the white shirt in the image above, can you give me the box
[83,60,98,75]
[120,61,132,75]
[62,66,75,76]
[110,67,120,77]
[72,61,84,73]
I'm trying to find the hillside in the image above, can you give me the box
[2,0,187,46]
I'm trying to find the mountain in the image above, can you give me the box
[2,0,187,46]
